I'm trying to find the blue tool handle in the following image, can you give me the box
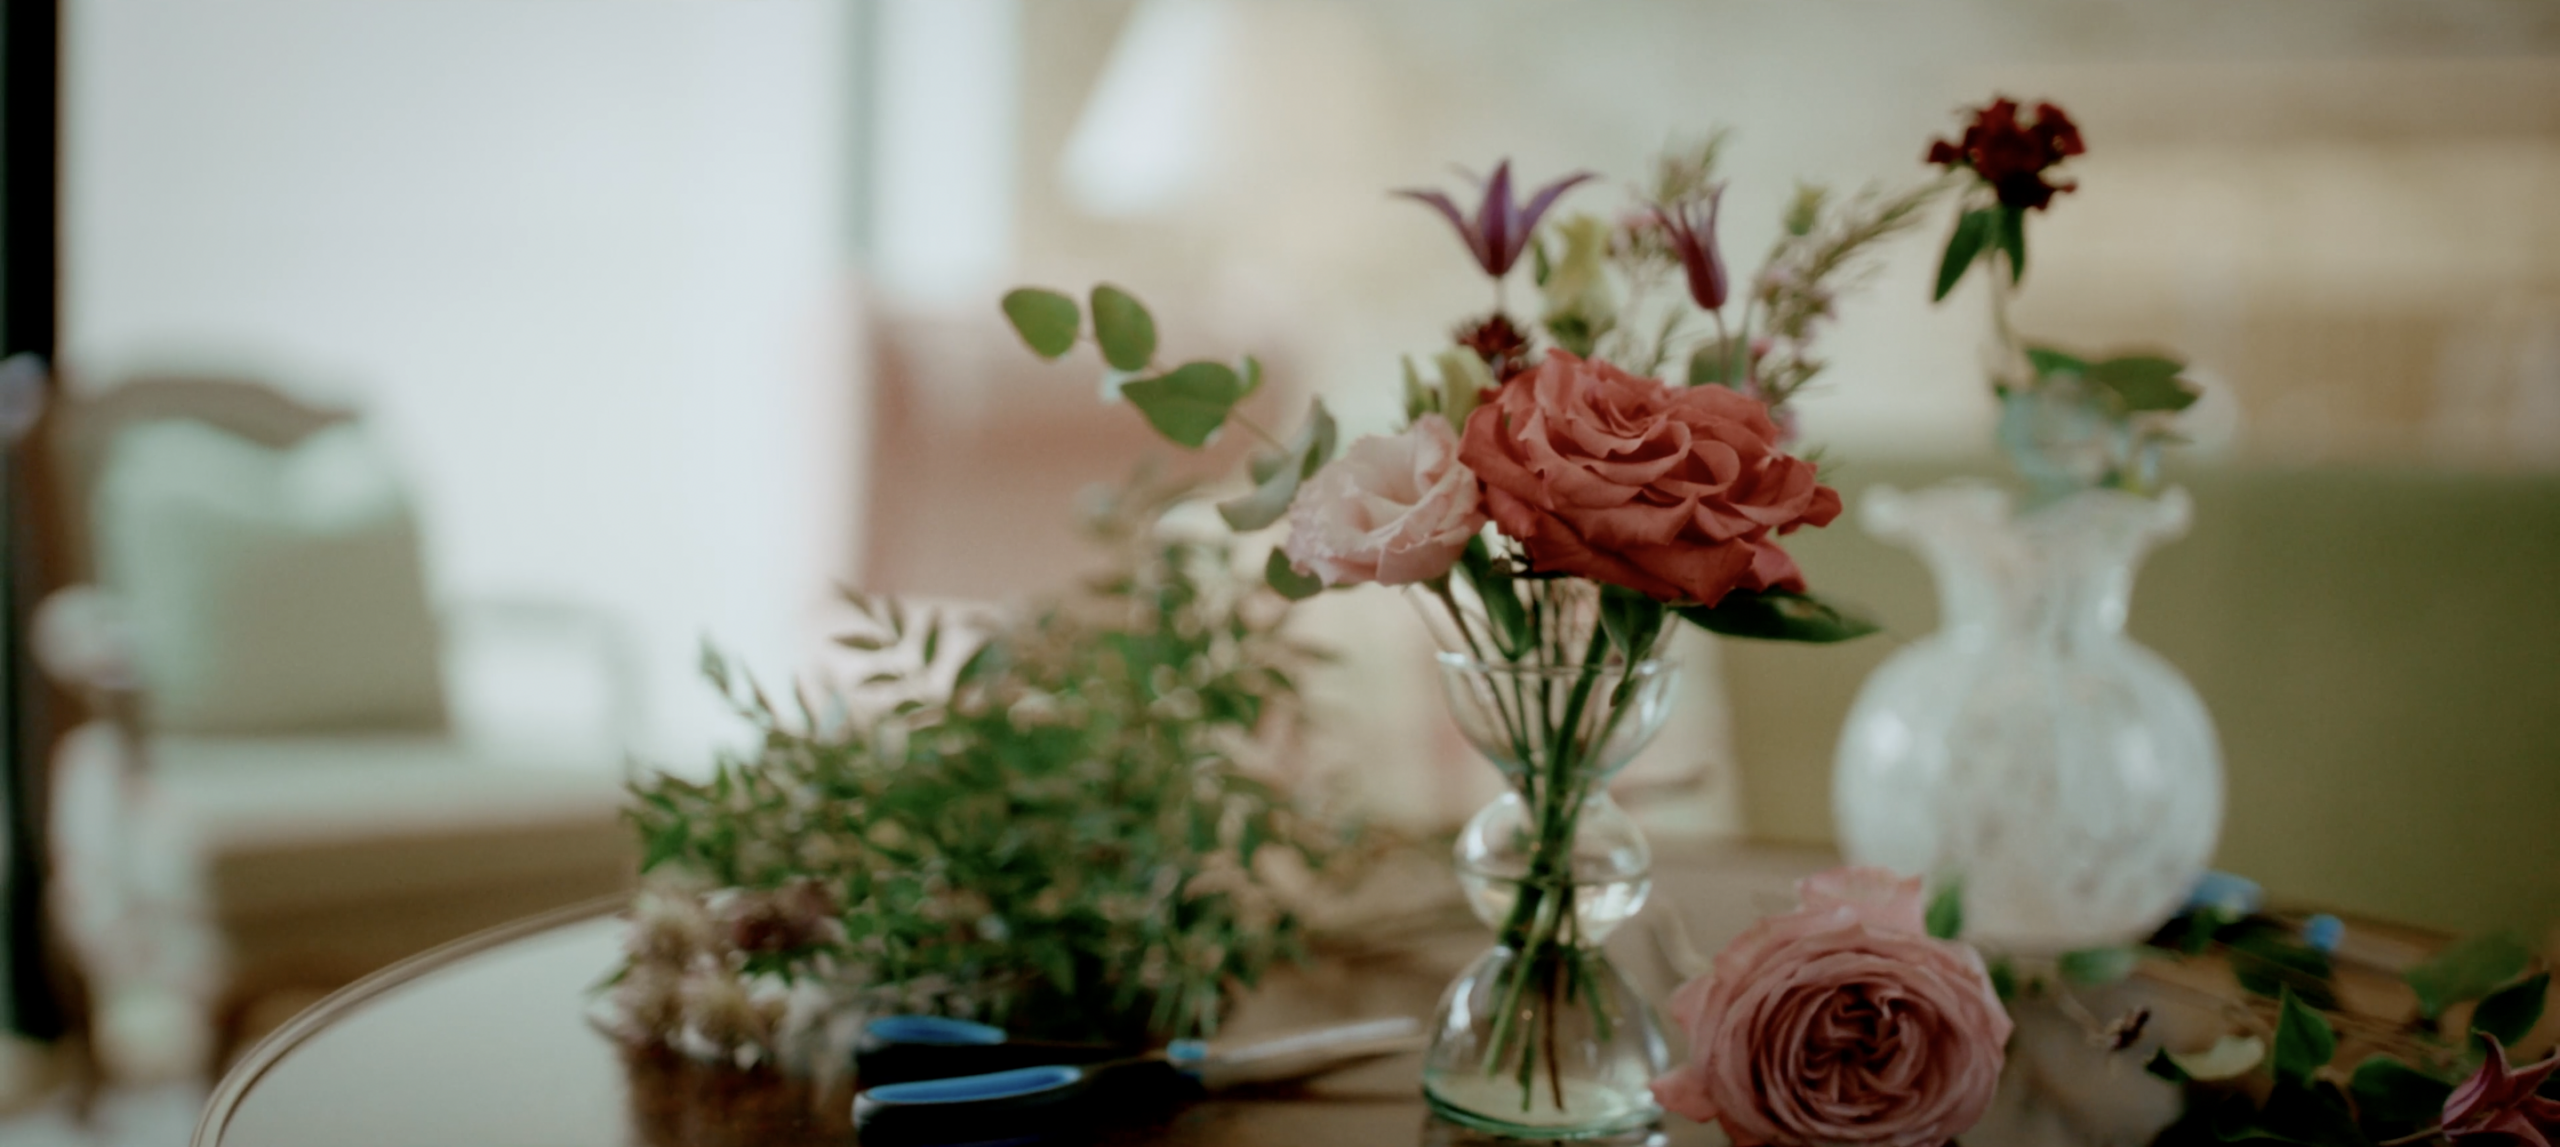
[853,1058,1195,1146]
[860,1064,1088,1109]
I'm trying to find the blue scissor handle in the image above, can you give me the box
[862,1064,1085,1107]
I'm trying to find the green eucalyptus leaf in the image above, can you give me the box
[1925,879,1964,940]
[1089,284,1158,372]
[2349,1056,2454,1137]
[1299,398,1338,475]
[1236,354,1264,399]
[2024,344,2089,381]
[2469,970,2549,1048]
[1934,208,1996,302]
[1001,288,1080,359]
[2059,946,2141,986]
[1220,466,1302,531]
[1996,204,2027,283]
[1264,548,1323,600]
[1675,589,1880,643]
[2090,354,2201,413]
[1121,361,1242,448]
[2272,987,2337,1089]
[1217,400,1336,531]
[2406,932,2534,1020]
[1246,448,1287,486]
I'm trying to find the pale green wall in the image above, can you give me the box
[1725,460,2560,937]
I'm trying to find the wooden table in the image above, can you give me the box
[193,846,2441,1147]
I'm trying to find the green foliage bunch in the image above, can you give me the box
[621,480,1339,1047]
[2141,917,2552,1147]
[1939,879,2555,1147]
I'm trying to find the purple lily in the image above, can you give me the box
[1397,160,1594,279]
[1656,186,1729,312]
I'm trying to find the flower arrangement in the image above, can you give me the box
[607,480,1343,1060]
[1925,96,2204,501]
[1003,137,1937,1130]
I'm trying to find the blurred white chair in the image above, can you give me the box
[33,378,636,1076]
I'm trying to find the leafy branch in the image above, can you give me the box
[617,477,1351,1049]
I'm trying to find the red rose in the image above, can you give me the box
[1458,350,1841,605]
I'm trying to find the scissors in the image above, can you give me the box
[853,1015,1427,1146]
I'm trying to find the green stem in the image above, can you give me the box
[1226,410,1289,453]
[1987,250,2027,391]
[1429,579,1535,771]
[1480,621,1618,1102]
[1712,306,1739,393]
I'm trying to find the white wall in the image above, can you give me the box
[62,0,865,767]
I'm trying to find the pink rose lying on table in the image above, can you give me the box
[1283,416,1487,588]
[1652,866,2012,1147]
[1459,349,1841,607]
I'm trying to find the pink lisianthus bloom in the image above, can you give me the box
[1282,417,1487,588]
[1459,350,1840,606]
[1651,866,2012,1147]
[2442,1036,2560,1146]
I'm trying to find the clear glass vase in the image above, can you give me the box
[1832,482,2224,952]
[1423,652,1676,1139]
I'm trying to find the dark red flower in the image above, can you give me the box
[1927,98,2085,212]
[1454,312,1534,379]
[1398,159,1594,279]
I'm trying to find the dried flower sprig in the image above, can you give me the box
[1528,139,1940,431]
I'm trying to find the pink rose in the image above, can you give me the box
[1283,417,1487,588]
[1652,866,2012,1147]
[1458,350,1841,606]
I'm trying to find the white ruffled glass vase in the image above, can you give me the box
[1832,482,2224,952]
